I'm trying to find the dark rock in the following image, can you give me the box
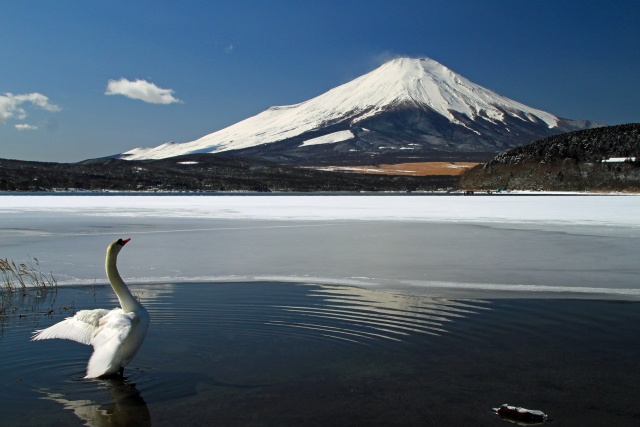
[495,404,548,424]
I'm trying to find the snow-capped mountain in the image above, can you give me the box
[119,57,600,165]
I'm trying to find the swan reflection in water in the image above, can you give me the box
[39,377,151,427]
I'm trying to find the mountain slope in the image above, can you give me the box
[120,57,600,164]
[459,123,640,191]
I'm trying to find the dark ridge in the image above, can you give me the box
[459,123,640,192]
[486,123,640,165]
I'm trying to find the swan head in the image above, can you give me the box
[108,238,131,256]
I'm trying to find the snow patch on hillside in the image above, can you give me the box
[299,130,354,147]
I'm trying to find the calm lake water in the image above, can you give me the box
[1,282,639,426]
[2,195,639,425]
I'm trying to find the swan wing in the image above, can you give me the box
[31,309,111,345]
[85,310,134,377]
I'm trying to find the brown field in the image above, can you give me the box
[308,162,480,176]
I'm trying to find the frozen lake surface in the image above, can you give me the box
[2,195,640,425]
[1,194,639,299]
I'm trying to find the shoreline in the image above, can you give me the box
[2,189,640,195]
[26,279,640,302]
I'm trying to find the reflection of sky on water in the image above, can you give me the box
[2,283,640,426]
[132,282,492,353]
[267,284,490,343]
[1,282,491,426]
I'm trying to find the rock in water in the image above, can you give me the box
[494,404,548,424]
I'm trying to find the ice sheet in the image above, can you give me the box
[2,194,639,227]
[1,195,639,299]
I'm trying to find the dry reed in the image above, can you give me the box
[0,257,58,295]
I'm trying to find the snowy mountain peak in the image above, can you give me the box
[119,57,598,162]
[364,57,558,128]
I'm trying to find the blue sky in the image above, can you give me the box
[2,0,639,162]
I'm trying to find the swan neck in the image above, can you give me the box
[106,251,143,313]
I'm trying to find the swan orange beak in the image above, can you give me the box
[120,238,131,246]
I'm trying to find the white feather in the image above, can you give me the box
[86,309,134,378]
[32,309,111,345]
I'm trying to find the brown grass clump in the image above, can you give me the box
[0,257,58,294]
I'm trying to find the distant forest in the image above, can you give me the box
[0,154,456,192]
[460,123,640,192]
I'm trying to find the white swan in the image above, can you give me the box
[32,238,150,378]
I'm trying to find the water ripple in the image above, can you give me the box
[135,283,491,348]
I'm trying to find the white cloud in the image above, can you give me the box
[0,92,60,124]
[15,123,38,131]
[105,78,183,104]
[370,50,427,67]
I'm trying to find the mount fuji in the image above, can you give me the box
[119,57,600,165]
